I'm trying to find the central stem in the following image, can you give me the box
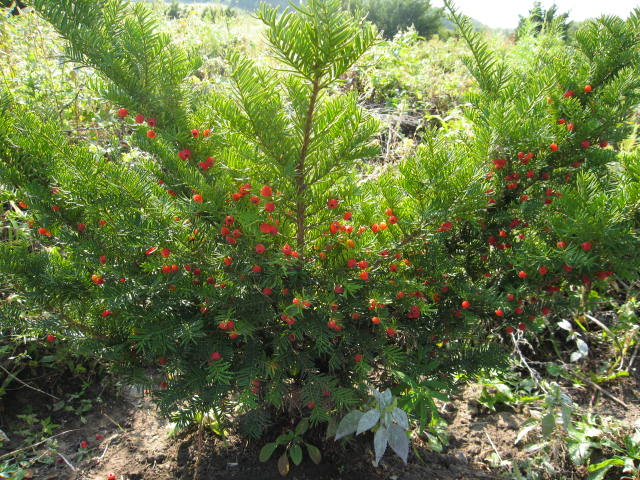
[295,77,321,264]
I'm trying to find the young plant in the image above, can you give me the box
[259,418,321,475]
[335,388,410,466]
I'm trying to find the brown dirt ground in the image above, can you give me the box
[2,364,639,480]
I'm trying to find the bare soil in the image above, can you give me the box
[2,363,639,480]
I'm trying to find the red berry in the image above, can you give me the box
[557,241,566,249]
[107,474,116,480]
[343,211,352,221]
[255,244,266,254]
[192,194,203,204]
[461,300,470,309]
[327,198,338,209]
[334,285,344,294]
[99,255,107,265]
[161,248,171,258]
[210,352,221,361]
[117,108,128,118]
[581,140,590,149]
[495,309,504,317]
[584,85,592,93]
[95,434,103,440]
[538,266,548,275]
[46,334,56,343]
[101,309,111,317]
[264,202,275,212]
[371,316,380,324]
[549,143,558,152]
[518,270,527,279]
[146,130,156,139]
[505,327,515,334]
[581,241,592,251]
[360,271,369,281]
[262,287,273,295]
[191,129,199,138]
[80,441,89,449]
[134,114,144,123]
[354,354,362,363]
[260,185,272,197]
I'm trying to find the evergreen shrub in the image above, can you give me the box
[1,0,639,456]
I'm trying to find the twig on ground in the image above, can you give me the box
[569,369,628,408]
[484,431,502,463]
[98,434,118,460]
[57,451,77,471]
[0,364,60,400]
[0,429,80,460]
[103,413,127,433]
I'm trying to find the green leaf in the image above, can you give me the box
[567,439,594,465]
[391,407,409,430]
[276,432,294,444]
[305,443,321,465]
[356,409,381,435]
[335,410,363,440]
[541,413,556,438]
[295,418,309,436]
[259,442,278,462]
[289,444,302,466]
[373,425,389,466]
[587,458,624,480]
[387,423,409,464]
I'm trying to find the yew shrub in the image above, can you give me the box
[1,0,639,451]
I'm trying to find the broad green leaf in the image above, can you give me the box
[373,425,389,466]
[305,443,321,465]
[259,442,278,462]
[587,458,624,480]
[567,439,594,465]
[541,413,556,437]
[392,407,409,430]
[276,432,294,444]
[289,444,302,466]
[335,410,363,440]
[380,389,393,408]
[295,418,309,436]
[387,423,409,464]
[356,409,381,435]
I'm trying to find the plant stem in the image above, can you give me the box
[295,77,321,265]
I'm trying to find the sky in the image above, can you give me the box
[431,0,640,29]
